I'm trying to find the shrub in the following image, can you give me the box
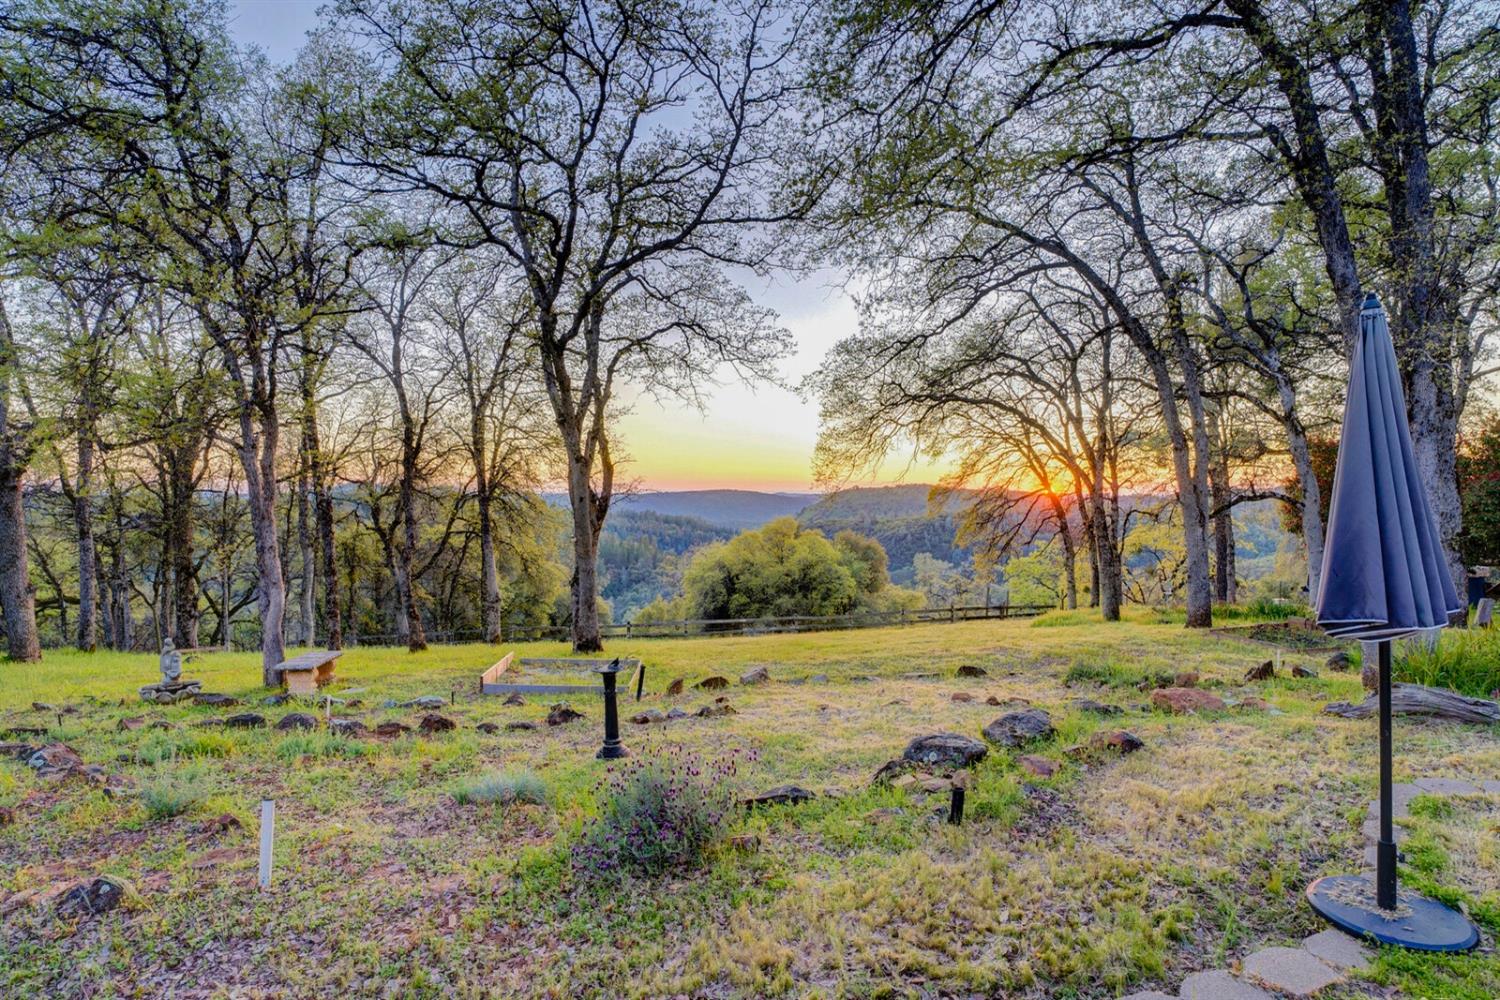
[276,733,370,761]
[451,769,548,806]
[573,747,745,877]
[141,769,208,820]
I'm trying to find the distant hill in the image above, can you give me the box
[610,489,816,530]
[799,485,971,584]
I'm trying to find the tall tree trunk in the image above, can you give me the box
[296,467,315,646]
[1372,0,1464,593]
[74,431,98,651]
[1164,292,1215,627]
[1274,373,1325,600]
[0,298,40,661]
[477,482,502,643]
[1088,480,1122,620]
[398,433,427,652]
[565,444,604,652]
[0,467,39,661]
[312,443,341,649]
[238,398,285,685]
[167,451,199,648]
[1206,404,1235,604]
[1059,520,1078,610]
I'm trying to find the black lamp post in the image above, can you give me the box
[594,658,628,760]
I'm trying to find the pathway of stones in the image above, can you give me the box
[1124,777,1491,999]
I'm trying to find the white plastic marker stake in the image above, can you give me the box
[258,799,275,889]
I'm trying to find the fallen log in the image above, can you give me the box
[1322,683,1500,724]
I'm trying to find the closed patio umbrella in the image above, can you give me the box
[1308,293,1475,950]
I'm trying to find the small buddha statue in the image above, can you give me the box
[159,638,183,685]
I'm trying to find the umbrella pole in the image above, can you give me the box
[1377,639,1397,909]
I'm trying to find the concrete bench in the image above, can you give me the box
[276,650,342,695]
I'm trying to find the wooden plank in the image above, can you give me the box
[478,653,514,693]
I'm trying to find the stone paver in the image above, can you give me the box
[1482,780,1500,795]
[1415,777,1481,795]
[1360,817,1404,843]
[1179,970,1271,1000]
[1242,946,1343,997]
[1121,992,1176,1000]
[1301,929,1373,972]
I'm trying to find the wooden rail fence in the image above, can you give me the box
[155,603,1053,651]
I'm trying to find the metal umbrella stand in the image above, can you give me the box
[1306,294,1476,951]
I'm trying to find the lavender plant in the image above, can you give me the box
[573,746,749,877]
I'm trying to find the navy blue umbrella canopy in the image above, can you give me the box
[1315,294,1462,640]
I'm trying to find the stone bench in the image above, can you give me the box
[276,650,342,696]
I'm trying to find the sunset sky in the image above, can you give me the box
[229,0,951,493]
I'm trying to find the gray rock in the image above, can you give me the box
[417,714,456,735]
[275,713,318,731]
[808,674,829,684]
[742,785,814,808]
[1071,698,1123,716]
[1414,776,1481,795]
[221,713,266,729]
[401,696,447,710]
[955,664,988,678]
[475,722,499,734]
[1119,992,1176,1000]
[739,666,770,685]
[55,876,125,918]
[1325,650,1352,671]
[192,693,238,707]
[329,719,366,737]
[1242,946,1343,997]
[262,694,290,707]
[505,721,538,731]
[1178,970,1271,1000]
[666,707,688,720]
[1300,929,1372,972]
[630,709,667,725]
[982,708,1055,748]
[901,732,988,769]
[502,693,525,706]
[546,704,584,726]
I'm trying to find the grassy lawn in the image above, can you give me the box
[2,611,1498,998]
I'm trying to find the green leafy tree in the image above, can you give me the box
[1459,415,1500,568]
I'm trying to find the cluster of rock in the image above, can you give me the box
[1,740,133,798]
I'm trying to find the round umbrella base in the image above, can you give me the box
[1307,875,1478,952]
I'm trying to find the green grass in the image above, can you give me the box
[2,613,1497,998]
[1395,627,1500,697]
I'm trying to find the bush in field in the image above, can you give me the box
[573,747,746,877]
[451,769,547,806]
[276,732,370,761]
[141,768,209,820]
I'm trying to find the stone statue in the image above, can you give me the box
[159,638,183,685]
